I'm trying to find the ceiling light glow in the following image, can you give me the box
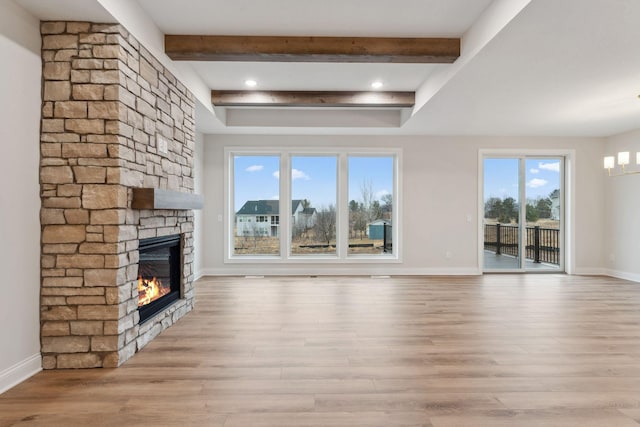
[371,81,383,89]
[245,79,257,87]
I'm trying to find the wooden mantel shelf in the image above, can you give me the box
[132,188,203,210]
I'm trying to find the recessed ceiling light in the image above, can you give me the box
[245,79,257,87]
[371,81,384,89]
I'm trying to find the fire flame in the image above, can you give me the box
[138,276,170,307]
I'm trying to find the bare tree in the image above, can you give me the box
[348,200,361,238]
[360,179,375,225]
[249,222,263,249]
[314,205,336,245]
[358,180,386,233]
[381,193,392,217]
[371,200,383,221]
[292,223,306,240]
[353,210,367,239]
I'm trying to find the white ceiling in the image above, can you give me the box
[186,62,442,92]
[134,0,493,37]
[17,0,112,22]
[15,0,640,137]
[404,0,640,137]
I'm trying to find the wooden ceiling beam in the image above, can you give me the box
[166,35,460,63]
[211,90,415,108]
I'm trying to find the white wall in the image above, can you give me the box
[0,1,42,393]
[202,134,605,276]
[603,129,640,282]
[193,131,205,279]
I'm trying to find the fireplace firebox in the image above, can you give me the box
[138,234,182,323]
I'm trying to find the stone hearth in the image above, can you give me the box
[39,22,196,369]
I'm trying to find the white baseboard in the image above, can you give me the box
[198,267,482,277]
[573,267,608,276]
[0,353,41,394]
[572,267,640,283]
[605,269,640,283]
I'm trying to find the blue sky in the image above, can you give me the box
[348,156,393,204]
[234,156,280,211]
[484,158,561,201]
[234,155,393,211]
[291,156,336,208]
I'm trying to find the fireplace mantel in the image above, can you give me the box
[132,188,203,210]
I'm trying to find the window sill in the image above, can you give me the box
[225,254,401,264]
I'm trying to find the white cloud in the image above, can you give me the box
[273,169,309,180]
[530,168,540,174]
[538,162,560,173]
[292,168,310,181]
[270,195,278,200]
[375,189,390,200]
[527,178,548,188]
[245,165,263,172]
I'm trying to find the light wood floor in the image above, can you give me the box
[3,274,640,426]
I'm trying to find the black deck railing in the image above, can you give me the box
[484,224,560,265]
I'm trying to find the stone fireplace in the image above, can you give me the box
[39,22,198,369]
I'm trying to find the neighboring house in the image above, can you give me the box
[367,219,391,240]
[296,207,317,231]
[236,199,316,237]
[549,189,560,220]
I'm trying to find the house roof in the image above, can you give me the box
[237,199,303,215]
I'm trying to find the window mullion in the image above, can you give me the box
[281,153,291,259]
[337,153,349,259]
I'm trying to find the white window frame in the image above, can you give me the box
[224,147,402,264]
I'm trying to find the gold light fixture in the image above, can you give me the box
[604,151,640,176]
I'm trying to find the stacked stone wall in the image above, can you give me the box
[40,22,195,369]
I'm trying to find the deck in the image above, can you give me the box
[484,250,561,271]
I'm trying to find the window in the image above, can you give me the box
[348,156,394,255]
[291,156,337,255]
[227,149,399,261]
[232,155,280,256]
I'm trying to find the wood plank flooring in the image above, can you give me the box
[3,274,640,426]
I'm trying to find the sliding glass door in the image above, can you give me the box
[483,156,563,272]
[483,158,521,270]
[524,158,562,270]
